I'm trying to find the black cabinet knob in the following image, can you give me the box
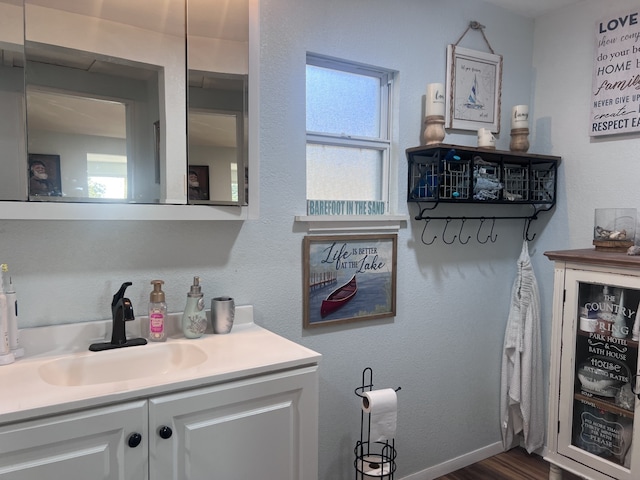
[128,432,142,448]
[158,426,173,439]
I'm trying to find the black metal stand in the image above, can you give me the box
[354,368,399,479]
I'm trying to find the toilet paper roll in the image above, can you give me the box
[356,455,392,477]
[362,388,397,442]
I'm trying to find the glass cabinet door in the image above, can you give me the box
[558,269,640,479]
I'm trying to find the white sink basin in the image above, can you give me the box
[38,342,208,386]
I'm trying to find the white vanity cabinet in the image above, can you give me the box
[149,366,318,480]
[545,250,640,480]
[0,365,318,480]
[0,400,148,479]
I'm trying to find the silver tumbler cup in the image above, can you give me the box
[211,297,235,334]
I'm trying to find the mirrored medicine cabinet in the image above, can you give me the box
[0,0,257,220]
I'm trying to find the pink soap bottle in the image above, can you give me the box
[148,280,167,342]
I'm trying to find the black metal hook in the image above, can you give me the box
[421,218,437,245]
[476,217,489,244]
[524,217,537,241]
[488,217,498,243]
[458,217,471,244]
[442,217,457,244]
[477,217,497,243]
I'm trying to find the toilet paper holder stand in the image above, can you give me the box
[354,367,400,479]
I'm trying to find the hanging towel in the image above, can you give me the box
[500,240,544,453]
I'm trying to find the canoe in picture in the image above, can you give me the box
[320,274,357,317]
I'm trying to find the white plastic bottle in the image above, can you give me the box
[0,272,15,365]
[148,280,167,342]
[2,265,24,358]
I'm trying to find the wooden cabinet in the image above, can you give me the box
[545,250,640,480]
[0,366,318,480]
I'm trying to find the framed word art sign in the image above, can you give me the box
[445,45,503,133]
[303,234,397,328]
[590,9,640,136]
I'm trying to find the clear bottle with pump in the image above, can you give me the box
[148,280,167,342]
[181,276,207,339]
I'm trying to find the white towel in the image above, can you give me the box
[500,240,545,453]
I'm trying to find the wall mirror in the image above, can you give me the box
[0,0,26,201]
[25,53,159,202]
[0,0,257,218]
[23,0,185,204]
[187,0,249,206]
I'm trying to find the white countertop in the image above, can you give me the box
[0,307,321,425]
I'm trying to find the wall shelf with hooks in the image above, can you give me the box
[406,144,560,245]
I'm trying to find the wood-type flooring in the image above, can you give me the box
[435,447,583,480]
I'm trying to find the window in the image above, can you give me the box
[306,54,394,211]
[87,153,128,199]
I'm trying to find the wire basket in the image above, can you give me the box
[503,164,529,201]
[530,163,555,202]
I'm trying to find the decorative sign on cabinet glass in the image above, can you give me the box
[571,281,638,467]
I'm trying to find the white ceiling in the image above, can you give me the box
[482,0,585,18]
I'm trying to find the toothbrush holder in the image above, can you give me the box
[211,297,235,334]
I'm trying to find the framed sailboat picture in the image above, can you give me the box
[303,234,397,328]
[445,45,503,133]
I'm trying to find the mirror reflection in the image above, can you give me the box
[26,85,132,201]
[0,0,253,208]
[23,0,182,203]
[187,0,248,206]
[27,90,128,200]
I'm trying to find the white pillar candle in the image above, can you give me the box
[425,83,445,117]
[512,104,529,128]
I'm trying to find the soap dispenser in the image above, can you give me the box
[148,280,167,342]
[181,276,208,338]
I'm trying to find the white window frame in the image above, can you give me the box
[305,53,394,213]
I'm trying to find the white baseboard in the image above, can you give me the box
[400,442,505,480]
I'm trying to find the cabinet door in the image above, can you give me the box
[558,269,640,479]
[149,366,319,480]
[0,400,148,480]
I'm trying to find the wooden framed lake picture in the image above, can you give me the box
[303,234,397,328]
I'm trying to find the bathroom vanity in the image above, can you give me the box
[545,250,640,480]
[0,307,321,479]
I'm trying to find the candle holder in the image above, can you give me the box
[422,115,445,145]
[509,127,529,152]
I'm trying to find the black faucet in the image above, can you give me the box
[89,282,147,352]
[110,282,135,345]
